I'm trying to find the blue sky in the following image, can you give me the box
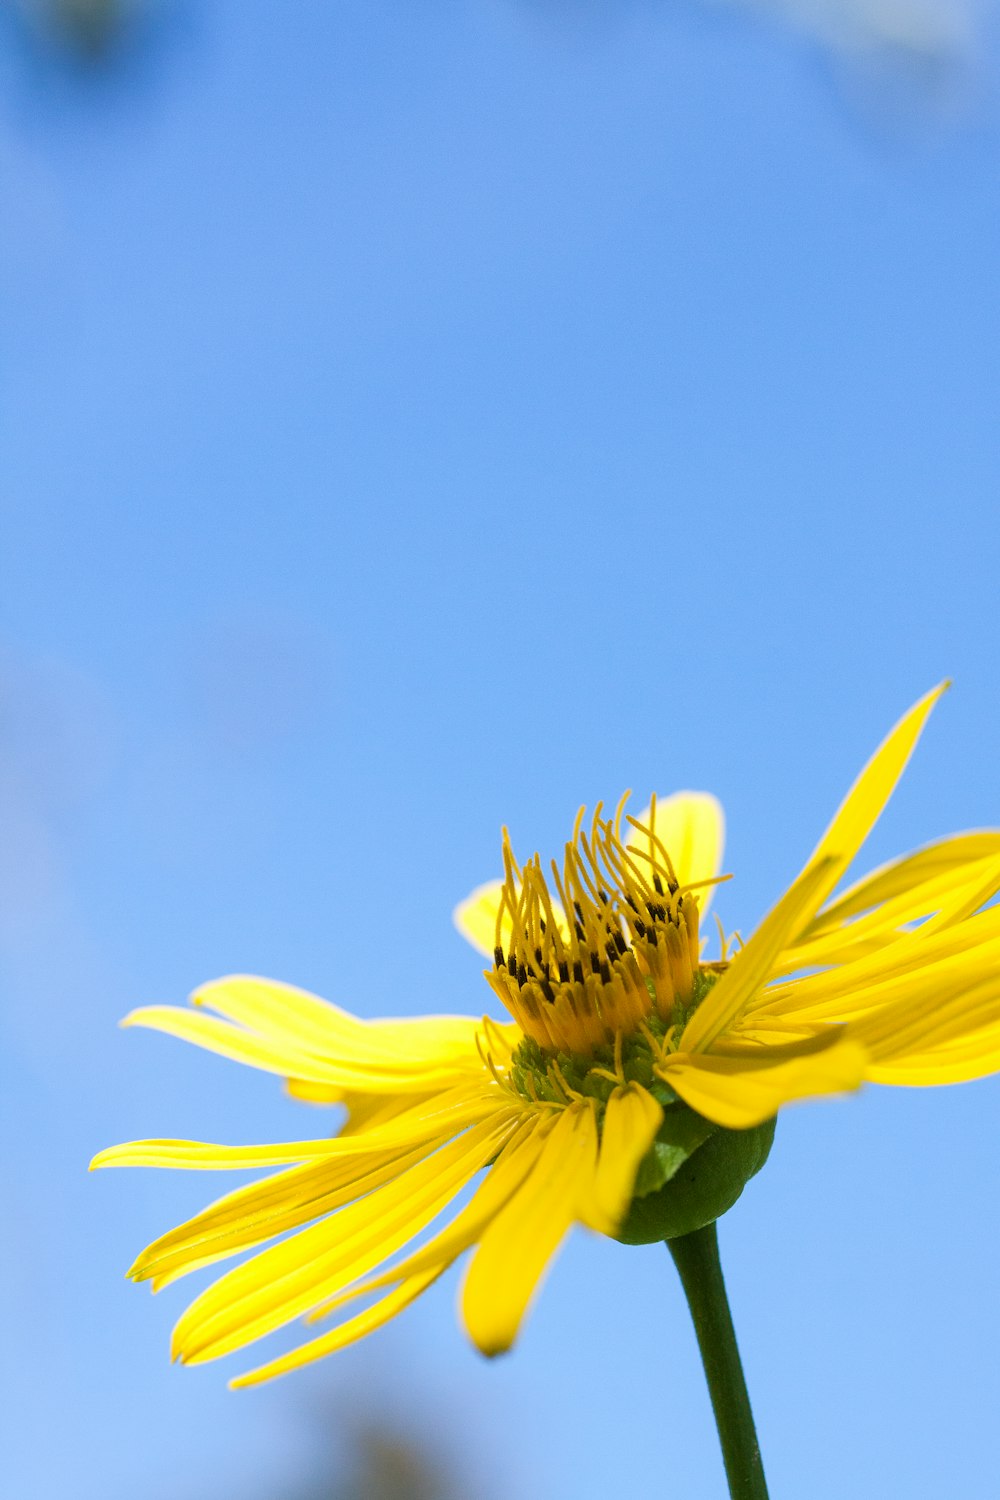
[2,3,999,1496]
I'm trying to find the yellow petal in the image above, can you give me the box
[460,1101,598,1357]
[194,975,484,1064]
[627,792,725,914]
[803,830,1000,938]
[306,1114,553,1321]
[139,1146,430,1291]
[680,859,835,1053]
[661,1034,868,1128]
[867,1027,1000,1086]
[123,1006,478,1094]
[91,1138,347,1171]
[453,882,570,958]
[229,1269,446,1388]
[92,1083,500,1176]
[784,853,1000,973]
[849,970,1000,1063]
[453,881,509,957]
[801,682,948,914]
[759,903,1000,1024]
[583,1084,663,1234]
[173,1113,520,1365]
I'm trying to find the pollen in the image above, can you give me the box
[486,794,710,1057]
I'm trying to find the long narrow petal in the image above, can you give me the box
[139,1147,431,1290]
[680,860,834,1052]
[868,1028,1000,1086]
[627,792,725,913]
[306,1113,554,1321]
[123,1008,475,1093]
[91,1139,349,1171]
[782,855,1000,972]
[799,682,948,913]
[582,1084,663,1234]
[461,1101,599,1357]
[229,1269,446,1389]
[763,925,1000,1028]
[193,976,483,1063]
[757,903,1000,1023]
[661,1035,868,1128]
[848,971,1000,1062]
[802,830,1000,938]
[173,1113,520,1365]
[91,1082,502,1175]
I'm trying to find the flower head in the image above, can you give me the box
[93,683,1000,1386]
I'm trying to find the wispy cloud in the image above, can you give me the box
[723,0,991,66]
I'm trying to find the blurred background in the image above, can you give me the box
[2,1,998,1496]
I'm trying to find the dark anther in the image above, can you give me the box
[612,930,628,955]
[653,874,664,895]
[604,939,619,963]
[558,959,570,983]
[634,918,646,937]
[600,960,611,984]
[516,962,527,987]
[574,901,585,921]
[625,895,638,911]
[597,888,609,904]
[541,980,555,1003]
[493,946,505,968]
[534,947,543,966]
[572,959,584,984]
[589,950,602,974]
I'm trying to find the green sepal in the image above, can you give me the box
[615,1114,776,1245]
[630,1103,718,1198]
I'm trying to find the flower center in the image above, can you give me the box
[505,967,722,1110]
[486,795,713,1057]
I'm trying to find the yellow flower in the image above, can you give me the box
[92,682,1000,1387]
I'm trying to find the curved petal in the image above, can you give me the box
[799,682,948,916]
[194,976,484,1062]
[627,792,725,913]
[803,830,1000,938]
[460,1101,598,1356]
[847,971,1000,1064]
[229,1269,445,1388]
[172,1113,519,1366]
[453,882,570,958]
[680,859,835,1053]
[661,1034,868,1128]
[867,1027,1000,1086]
[306,1113,553,1320]
[783,853,1000,973]
[140,1147,431,1291]
[123,1007,483,1095]
[453,881,509,957]
[581,1084,663,1234]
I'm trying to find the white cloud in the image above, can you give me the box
[726,0,988,63]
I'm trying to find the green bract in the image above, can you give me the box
[615,1105,776,1244]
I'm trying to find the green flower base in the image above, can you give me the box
[616,1114,776,1245]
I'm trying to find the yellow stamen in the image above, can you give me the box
[490,800,708,1056]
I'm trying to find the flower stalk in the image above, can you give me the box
[667,1223,769,1500]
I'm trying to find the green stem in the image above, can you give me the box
[667,1223,770,1500]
